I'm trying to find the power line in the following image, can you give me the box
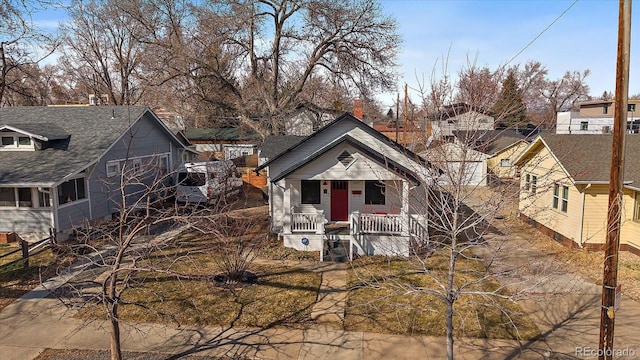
[505,0,580,66]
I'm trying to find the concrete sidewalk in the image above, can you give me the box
[0,254,552,360]
[0,291,551,360]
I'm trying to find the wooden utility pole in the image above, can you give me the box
[599,1,631,358]
[396,93,400,142]
[403,84,408,142]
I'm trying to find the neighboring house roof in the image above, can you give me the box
[184,126,262,142]
[0,123,70,141]
[0,106,179,186]
[257,113,429,171]
[421,142,487,163]
[513,134,640,186]
[260,135,305,159]
[454,129,539,156]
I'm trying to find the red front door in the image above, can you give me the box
[331,181,348,221]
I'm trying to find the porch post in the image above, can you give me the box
[401,180,410,236]
[283,179,291,234]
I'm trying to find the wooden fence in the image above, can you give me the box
[0,231,56,273]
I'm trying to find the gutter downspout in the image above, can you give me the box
[578,183,592,247]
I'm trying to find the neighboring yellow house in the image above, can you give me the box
[513,134,640,256]
[453,129,538,181]
[486,138,530,179]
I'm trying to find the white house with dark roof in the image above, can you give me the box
[0,106,196,240]
[255,113,433,260]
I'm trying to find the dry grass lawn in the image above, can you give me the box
[345,254,540,340]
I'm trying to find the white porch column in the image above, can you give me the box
[282,179,291,234]
[401,180,410,236]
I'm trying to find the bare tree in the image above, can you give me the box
[59,0,148,105]
[0,0,59,106]
[119,0,400,134]
[51,152,250,360]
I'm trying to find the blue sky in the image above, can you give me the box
[379,0,639,108]
[31,1,638,109]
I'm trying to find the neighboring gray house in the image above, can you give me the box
[430,103,495,141]
[256,113,433,260]
[184,126,262,160]
[0,106,195,240]
[284,104,340,136]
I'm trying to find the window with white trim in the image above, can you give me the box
[552,183,568,212]
[132,158,142,175]
[0,187,33,207]
[365,180,386,205]
[634,192,640,222]
[524,174,531,192]
[531,175,537,194]
[58,178,86,205]
[500,158,510,167]
[106,161,120,177]
[301,180,321,204]
[0,132,33,150]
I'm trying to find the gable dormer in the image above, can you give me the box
[0,123,70,151]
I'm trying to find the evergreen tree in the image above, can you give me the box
[491,70,527,127]
[386,108,394,118]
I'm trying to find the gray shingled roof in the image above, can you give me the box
[259,135,305,159]
[534,134,640,184]
[0,106,149,185]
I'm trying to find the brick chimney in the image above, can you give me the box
[353,99,364,120]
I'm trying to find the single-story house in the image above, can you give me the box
[184,126,262,160]
[513,134,640,256]
[0,106,196,240]
[255,113,434,260]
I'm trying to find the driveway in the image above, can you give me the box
[462,186,640,359]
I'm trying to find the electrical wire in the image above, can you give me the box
[504,0,580,66]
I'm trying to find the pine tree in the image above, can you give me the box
[491,70,527,127]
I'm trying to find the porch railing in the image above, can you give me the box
[291,211,325,234]
[355,213,404,235]
[409,214,430,250]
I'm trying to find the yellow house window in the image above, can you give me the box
[552,183,568,212]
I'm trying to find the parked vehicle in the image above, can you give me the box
[175,160,243,204]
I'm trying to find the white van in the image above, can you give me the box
[175,160,243,204]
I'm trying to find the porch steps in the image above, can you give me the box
[324,237,349,263]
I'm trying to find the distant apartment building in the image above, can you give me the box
[556,99,640,134]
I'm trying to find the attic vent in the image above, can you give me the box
[337,150,355,167]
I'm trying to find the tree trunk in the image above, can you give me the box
[445,299,454,360]
[109,307,122,360]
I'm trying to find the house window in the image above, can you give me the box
[0,188,16,207]
[1,136,13,146]
[531,175,537,195]
[106,161,120,177]
[0,187,33,207]
[603,105,609,114]
[18,137,31,146]
[580,121,588,131]
[132,158,142,175]
[500,159,510,167]
[301,180,321,204]
[58,178,86,205]
[552,183,568,212]
[628,104,636,112]
[525,174,531,191]
[17,188,32,207]
[365,180,386,205]
[157,154,169,176]
[38,190,51,208]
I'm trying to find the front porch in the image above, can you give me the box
[283,208,429,261]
